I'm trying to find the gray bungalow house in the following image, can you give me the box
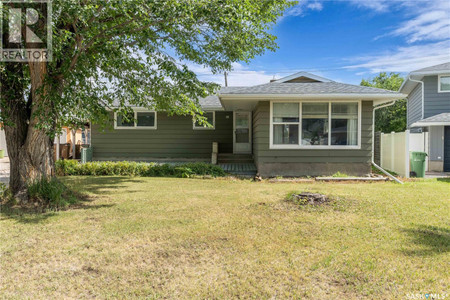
[399,62,450,172]
[91,72,404,177]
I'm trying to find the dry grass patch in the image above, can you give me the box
[1,177,449,299]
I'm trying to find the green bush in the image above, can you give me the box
[27,177,79,208]
[55,160,226,178]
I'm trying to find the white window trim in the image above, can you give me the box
[438,74,450,93]
[269,100,362,150]
[114,109,157,130]
[193,111,215,130]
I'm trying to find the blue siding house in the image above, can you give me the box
[399,62,450,172]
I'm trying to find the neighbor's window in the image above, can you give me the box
[193,111,215,129]
[272,103,299,144]
[270,101,360,148]
[302,103,328,146]
[439,75,450,92]
[330,103,358,146]
[115,111,157,129]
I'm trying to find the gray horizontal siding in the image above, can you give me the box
[91,111,233,161]
[424,75,450,118]
[407,83,422,128]
[252,101,373,165]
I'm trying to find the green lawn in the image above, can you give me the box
[1,177,449,299]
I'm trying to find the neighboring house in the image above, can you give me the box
[91,72,404,177]
[399,62,450,172]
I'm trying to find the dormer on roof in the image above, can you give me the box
[273,71,333,83]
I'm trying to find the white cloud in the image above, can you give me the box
[187,62,275,86]
[349,0,450,44]
[346,0,391,12]
[392,9,450,43]
[344,40,450,73]
[285,0,324,17]
[307,2,323,11]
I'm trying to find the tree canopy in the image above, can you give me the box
[0,0,294,199]
[2,0,294,131]
[361,72,406,133]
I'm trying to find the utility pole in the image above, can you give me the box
[224,72,228,87]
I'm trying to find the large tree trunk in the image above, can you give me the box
[0,3,55,203]
[1,61,54,202]
[1,62,28,195]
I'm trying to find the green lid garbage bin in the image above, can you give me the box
[0,149,4,159]
[410,151,427,178]
[81,147,93,164]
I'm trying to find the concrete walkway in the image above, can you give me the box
[425,171,450,178]
[0,157,10,186]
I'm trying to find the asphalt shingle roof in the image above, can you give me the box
[416,113,450,124]
[412,62,450,73]
[219,82,402,95]
[199,87,244,109]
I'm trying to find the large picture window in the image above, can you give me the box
[270,101,360,149]
[115,110,157,129]
[273,103,299,144]
[302,103,328,146]
[331,103,358,146]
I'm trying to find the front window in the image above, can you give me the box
[331,103,358,146]
[302,103,328,146]
[439,75,450,92]
[115,111,157,129]
[116,112,134,127]
[193,111,215,129]
[137,112,155,127]
[270,101,360,148]
[273,103,299,144]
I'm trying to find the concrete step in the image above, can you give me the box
[219,163,257,176]
[218,154,254,164]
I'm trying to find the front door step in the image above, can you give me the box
[219,163,257,176]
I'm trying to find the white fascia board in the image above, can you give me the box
[105,106,224,111]
[411,121,450,127]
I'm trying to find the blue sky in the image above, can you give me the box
[194,0,450,86]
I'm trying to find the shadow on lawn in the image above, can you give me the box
[436,178,450,183]
[401,225,450,256]
[0,197,115,225]
[62,176,146,195]
[0,176,144,224]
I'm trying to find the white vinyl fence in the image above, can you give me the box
[380,130,428,178]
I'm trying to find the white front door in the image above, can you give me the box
[234,111,252,154]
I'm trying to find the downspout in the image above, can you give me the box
[407,75,426,170]
[372,101,404,184]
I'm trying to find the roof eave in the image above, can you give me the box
[399,70,450,93]
[219,93,405,100]
[411,121,450,127]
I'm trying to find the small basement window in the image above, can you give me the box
[193,111,215,130]
[115,111,157,129]
[438,75,450,92]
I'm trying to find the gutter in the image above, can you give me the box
[372,101,404,184]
